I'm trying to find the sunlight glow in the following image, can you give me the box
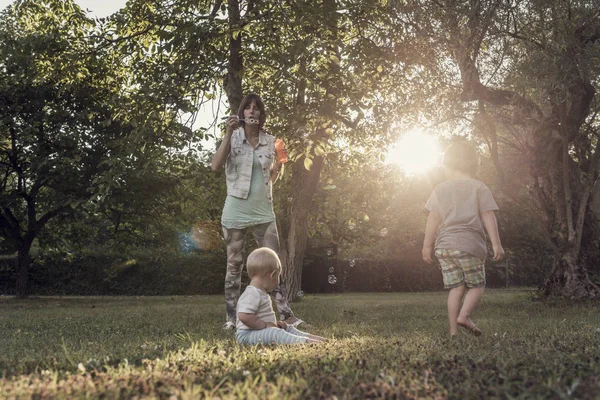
[386,130,440,175]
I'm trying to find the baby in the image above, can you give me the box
[235,248,327,345]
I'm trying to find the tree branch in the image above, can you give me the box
[478,101,505,185]
[37,207,66,230]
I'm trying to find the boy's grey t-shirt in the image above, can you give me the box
[425,179,499,260]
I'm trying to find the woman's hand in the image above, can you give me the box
[225,115,239,136]
[274,139,288,164]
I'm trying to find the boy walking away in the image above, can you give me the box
[235,248,327,345]
[422,142,505,336]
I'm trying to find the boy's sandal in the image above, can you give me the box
[458,322,482,336]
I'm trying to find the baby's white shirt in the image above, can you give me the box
[236,285,276,330]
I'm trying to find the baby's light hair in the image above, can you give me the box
[246,247,281,278]
[442,141,479,177]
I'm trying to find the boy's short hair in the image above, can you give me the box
[442,141,479,177]
[246,247,281,278]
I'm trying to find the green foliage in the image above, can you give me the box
[2,0,596,299]
[0,0,184,263]
[0,0,126,239]
[303,155,432,261]
[299,149,553,287]
[1,291,599,398]
[0,0,227,296]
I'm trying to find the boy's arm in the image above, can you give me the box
[422,211,441,264]
[481,210,505,261]
[238,313,277,330]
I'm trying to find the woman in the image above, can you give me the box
[211,93,304,330]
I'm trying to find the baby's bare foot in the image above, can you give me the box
[308,334,328,342]
[305,338,323,344]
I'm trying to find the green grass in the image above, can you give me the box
[0,290,599,398]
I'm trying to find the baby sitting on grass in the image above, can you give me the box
[235,247,327,345]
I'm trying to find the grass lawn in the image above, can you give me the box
[0,289,599,399]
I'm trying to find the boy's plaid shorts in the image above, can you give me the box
[435,249,486,289]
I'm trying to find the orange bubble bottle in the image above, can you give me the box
[275,139,288,164]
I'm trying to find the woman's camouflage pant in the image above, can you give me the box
[222,221,294,324]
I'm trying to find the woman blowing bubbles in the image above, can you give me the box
[211,93,305,330]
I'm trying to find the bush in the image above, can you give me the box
[302,247,552,294]
[0,247,227,296]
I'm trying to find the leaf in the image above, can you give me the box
[330,54,340,65]
[304,157,313,171]
[314,145,325,157]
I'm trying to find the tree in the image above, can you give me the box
[306,155,430,261]
[110,0,450,301]
[410,0,600,298]
[217,0,439,300]
[0,0,186,297]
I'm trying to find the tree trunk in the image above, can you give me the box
[531,143,600,299]
[541,251,600,299]
[446,4,600,299]
[224,0,243,112]
[279,153,325,301]
[15,245,32,299]
[279,0,339,302]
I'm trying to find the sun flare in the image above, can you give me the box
[386,130,440,175]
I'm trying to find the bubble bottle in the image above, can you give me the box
[274,139,289,164]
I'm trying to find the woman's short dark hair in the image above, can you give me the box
[442,141,479,177]
[237,94,266,129]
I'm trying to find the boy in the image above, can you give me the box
[422,142,505,336]
[235,248,327,345]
